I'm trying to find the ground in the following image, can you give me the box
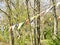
[0,42,9,45]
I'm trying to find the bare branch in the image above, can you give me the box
[10,1,17,10]
[0,8,9,15]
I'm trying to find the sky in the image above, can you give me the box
[0,2,5,20]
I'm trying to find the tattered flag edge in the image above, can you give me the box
[18,22,25,30]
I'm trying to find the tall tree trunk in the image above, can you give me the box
[33,0,37,45]
[26,0,33,45]
[36,0,40,45]
[5,0,14,45]
[52,0,58,36]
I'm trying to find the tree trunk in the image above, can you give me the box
[36,0,40,45]
[52,0,58,36]
[5,0,14,45]
[33,0,37,45]
[26,0,33,45]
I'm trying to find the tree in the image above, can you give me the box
[36,0,40,45]
[52,0,58,36]
[5,0,14,45]
[26,0,33,45]
[33,0,37,45]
